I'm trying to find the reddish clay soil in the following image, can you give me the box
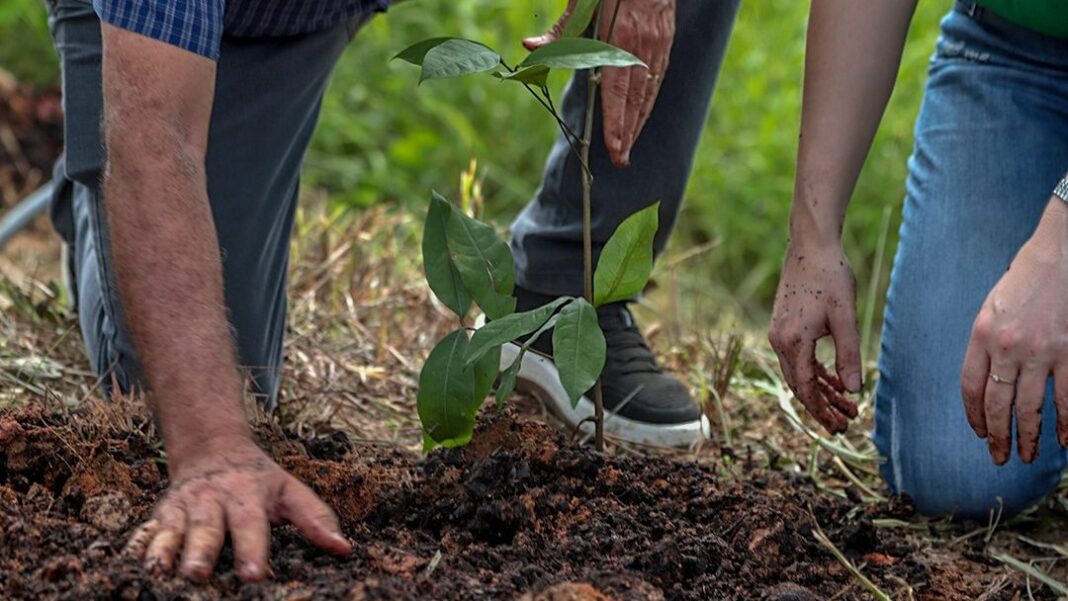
[0,404,1036,601]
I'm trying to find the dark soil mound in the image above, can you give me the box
[0,405,1022,600]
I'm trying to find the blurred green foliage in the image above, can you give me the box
[0,0,56,86]
[1,0,948,332]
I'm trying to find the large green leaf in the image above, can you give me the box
[552,298,606,407]
[423,192,472,318]
[594,202,659,307]
[418,329,478,446]
[492,64,551,87]
[560,0,600,39]
[393,37,456,65]
[465,297,570,367]
[421,39,502,82]
[446,208,516,320]
[519,38,645,71]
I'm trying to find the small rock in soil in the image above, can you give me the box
[762,582,821,601]
[80,493,131,533]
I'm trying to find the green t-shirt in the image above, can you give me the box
[976,0,1068,39]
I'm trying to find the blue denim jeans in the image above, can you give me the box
[874,2,1068,518]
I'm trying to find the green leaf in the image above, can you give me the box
[446,208,516,320]
[552,298,606,408]
[495,313,562,408]
[418,329,479,446]
[423,192,472,318]
[422,431,439,453]
[495,357,521,409]
[421,39,502,82]
[492,64,550,87]
[519,38,645,71]
[560,0,600,39]
[472,345,501,404]
[466,297,570,367]
[394,37,456,65]
[594,202,659,307]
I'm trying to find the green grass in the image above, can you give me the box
[0,0,949,337]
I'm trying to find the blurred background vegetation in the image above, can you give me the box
[0,0,945,351]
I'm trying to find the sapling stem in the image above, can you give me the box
[582,0,618,452]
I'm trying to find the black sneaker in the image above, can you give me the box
[491,287,708,447]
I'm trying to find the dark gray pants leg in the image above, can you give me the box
[510,0,740,297]
[48,0,366,407]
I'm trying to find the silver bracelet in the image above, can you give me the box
[1055,177,1068,203]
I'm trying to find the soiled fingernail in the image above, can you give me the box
[332,533,351,549]
[183,560,209,580]
[847,373,862,392]
[143,557,165,574]
[238,562,263,581]
[988,443,1008,466]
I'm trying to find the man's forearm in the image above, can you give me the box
[791,0,917,245]
[103,131,251,467]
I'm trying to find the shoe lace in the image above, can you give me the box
[599,304,662,375]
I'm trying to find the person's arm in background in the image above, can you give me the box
[523,0,676,167]
[769,0,917,433]
[100,25,350,582]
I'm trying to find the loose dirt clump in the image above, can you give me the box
[0,405,1051,600]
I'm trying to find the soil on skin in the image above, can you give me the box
[0,404,1030,601]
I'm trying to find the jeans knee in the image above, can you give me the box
[884,445,1063,520]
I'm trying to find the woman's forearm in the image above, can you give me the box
[791,0,917,246]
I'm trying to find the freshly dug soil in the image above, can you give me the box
[0,404,1041,600]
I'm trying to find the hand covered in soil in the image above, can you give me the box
[124,438,351,582]
[769,240,861,434]
[524,0,675,167]
[962,199,1068,465]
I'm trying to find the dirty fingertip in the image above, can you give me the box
[181,559,210,582]
[988,442,1008,466]
[846,372,862,393]
[238,561,266,582]
[522,36,545,51]
[330,533,353,554]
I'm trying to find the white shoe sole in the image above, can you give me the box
[499,341,711,449]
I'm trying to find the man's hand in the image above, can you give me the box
[524,0,676,167]
[769,239,861,434]
[962,197,1068,465]
[125,438,351,582]
[101,26,349,581]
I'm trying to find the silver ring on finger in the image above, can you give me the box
[989,372,1016,385]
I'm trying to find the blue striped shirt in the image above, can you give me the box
[93,0,389,61]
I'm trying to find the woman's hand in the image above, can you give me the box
[770,239,862,434]
[962,197,1068,465]
[524,0,676,167]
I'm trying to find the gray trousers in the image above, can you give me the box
[49,0,738,407]
[511,0,740,295]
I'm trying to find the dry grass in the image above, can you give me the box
[1,202,1067,599]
